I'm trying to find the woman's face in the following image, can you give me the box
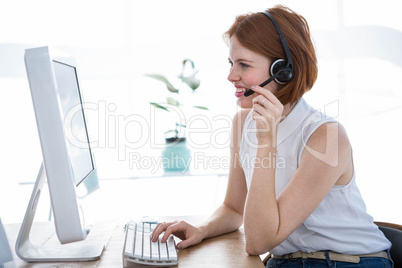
[227,36,278,108]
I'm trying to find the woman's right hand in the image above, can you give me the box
[151,220,205,250]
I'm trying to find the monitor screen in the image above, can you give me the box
[53,61,94,186]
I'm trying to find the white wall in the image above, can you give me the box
[1,0,402,224]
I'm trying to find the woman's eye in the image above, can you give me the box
[240,62,249,68]
[228,60,233,68]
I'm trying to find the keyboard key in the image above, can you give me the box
[124,228,135,256]
[159,237,168,261]
[136,223,143,233]
[143,233,151,259]
[144,223,151,233]
[134,231,143,258]
[151,239,159,260]
[167,236,177,261]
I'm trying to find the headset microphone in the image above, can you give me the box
[243,71,281,97]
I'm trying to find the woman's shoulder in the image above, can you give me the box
[308,120,350,149]
[303,121,351,169]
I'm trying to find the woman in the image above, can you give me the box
[152,5,393,267]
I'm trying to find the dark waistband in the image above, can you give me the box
[271,250,390,264]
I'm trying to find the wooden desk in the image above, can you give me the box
[5,217,265,268]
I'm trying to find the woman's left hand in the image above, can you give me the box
[250,85,284,147]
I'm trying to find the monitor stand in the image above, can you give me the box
[15,164,115,262]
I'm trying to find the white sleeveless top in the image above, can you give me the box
[239,98,391,255]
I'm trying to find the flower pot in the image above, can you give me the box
[161,137,191,172]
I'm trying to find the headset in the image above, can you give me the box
[244,11,294,97]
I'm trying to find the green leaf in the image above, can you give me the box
[179,59,200,91]
[145,74,179,93]
[182,59,195,69]
[167,96,180,106]
[179,75,200,91]
[150,102,170,111]
[176,123,186,128]
[193,106,209,110]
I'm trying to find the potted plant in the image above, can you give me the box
[146,59,208,172]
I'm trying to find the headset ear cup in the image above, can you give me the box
[270,59,286,76]
[280,68,294,82]
[270,59,293,84]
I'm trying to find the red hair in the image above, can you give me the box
[224,5,317,105]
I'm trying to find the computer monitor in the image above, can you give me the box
[0,217,14,267]
[15,46,112,262]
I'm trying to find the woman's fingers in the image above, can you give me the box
[250,85,282,106]
[249,85,284,145]
[176,234,199,250]
[152,221,189,243]
[151,221,177,242]
[161,220,189,242]
[253,96,275,113]
[152,220,203,250]
[251,85,283,118]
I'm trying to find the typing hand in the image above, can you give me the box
[151,220,204,250]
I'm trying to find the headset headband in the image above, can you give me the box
[260,12,293,71]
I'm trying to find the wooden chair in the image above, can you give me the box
[262,222,402,266]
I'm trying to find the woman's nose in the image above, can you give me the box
[227,67,239,83]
